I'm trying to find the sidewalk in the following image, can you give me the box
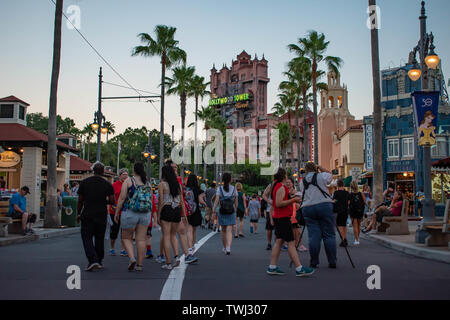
[350,221,450,264]
[0,221,80,247]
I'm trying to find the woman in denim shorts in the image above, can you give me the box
[115,162,151,272]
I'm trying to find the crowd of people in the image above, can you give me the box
[74,159,406,276]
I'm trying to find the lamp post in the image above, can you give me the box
[143,131,156,183]
[91,67,109,162]
[407,1,441,240]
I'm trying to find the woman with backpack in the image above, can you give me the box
[114,162,152,272]
[185,173,207,256]
[234,183,247,238]
[349,181,366,245]
[212,173,237,255]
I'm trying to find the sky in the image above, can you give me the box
[0,0,449,140]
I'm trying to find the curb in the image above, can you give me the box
[0,227,80,247]
[349,228,450,264]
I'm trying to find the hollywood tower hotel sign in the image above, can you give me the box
[209,51,269,129]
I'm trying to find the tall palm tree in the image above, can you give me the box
[275,91,295,167]
[189,75,210,175]
[103,121,115,142]
[166,64,196,181]
[288,30,343,164]
[369,0,383,205]
[275,122,290,169]
[132,25,187,177]
[82,124,95,161]
[44,0,63,228]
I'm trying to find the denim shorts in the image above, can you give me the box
[120,209,151,229]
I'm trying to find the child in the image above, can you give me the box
[248,194,261,234]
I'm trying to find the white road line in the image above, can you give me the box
[160,231,217,300]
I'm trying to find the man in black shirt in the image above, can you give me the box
[77,162,114,271]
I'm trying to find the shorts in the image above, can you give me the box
[349,209,364,220]
[160,205,181,223]
[188,210,202,227]
[250,218,259,223]
[121,210,151,229]
[146,226,152,237]
[236,208,245,219]
[376,209,393,223]
[265,218,275,230]
[273,217,294,242]
[11,211,36,223]
[291,222,300,229]
[336,211,349,227]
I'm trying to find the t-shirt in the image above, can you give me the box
[248,199,260,220]
[299,172,333,208]
[9,193,26,216]
[205,188,216,208]
[237,191,245,211]
[216,185,236,198]
[78,175,114,223]
[109,180,123,215]
[333,189,350,214]
[390,201,403,216]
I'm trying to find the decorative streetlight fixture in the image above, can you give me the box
[91,107,107,161]
[143,131,156,181]
[408,58,422,82]
[101,127,108,135]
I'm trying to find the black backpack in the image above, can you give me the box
[219,186,236,215]
[349,192,365,214]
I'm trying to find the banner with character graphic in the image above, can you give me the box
[411,91,440,146]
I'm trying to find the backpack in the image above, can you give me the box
[127,178,152,213]
[184,187,197,216]
[349,192,365,214]
[219,186,236,215]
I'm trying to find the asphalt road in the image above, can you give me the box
[0,217,449,300]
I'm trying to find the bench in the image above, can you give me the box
[377,200,409,235]
[0,200,23,237]
[423,199,450,247]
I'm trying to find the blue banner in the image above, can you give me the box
[411,91,440,146]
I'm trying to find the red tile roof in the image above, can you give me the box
[70,155,116,176]
[0,96,30,106]
[57,133,77,139]
[0,123,76,151]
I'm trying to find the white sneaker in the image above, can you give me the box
[222,248,227,254]
[354,240,360,245]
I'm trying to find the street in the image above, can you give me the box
[1,217,449,300]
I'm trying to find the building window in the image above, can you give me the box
[0,104,14,118]
[431,137,446,157]
[402,138,414,157]
[387,139,399,158]
[19,105,25,120]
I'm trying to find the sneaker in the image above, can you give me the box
[185,255,198,264]
[267,266,285,275]
[354,240,360,245]
[120,250,127,257]
[296,266,315,277]
[145,250,153,259]
[109,249,116,256]
[85,262,100,271]
[128,258,136,271]
[310,264,318,268]
[156,255,166,264]
[226,250,231,256]
[161,263,173,270]
[188,247,194,255]
[98,263,104,270]
[27,228,35,234]
[222,248,227,254]
[266,244,272,250]
[281,245,288,252]
[328,264,337,269]
[172,256,181,267]
[239,234,245,237]
[234,235,238,238]
[22,229,28,236]
[135,265,143,272]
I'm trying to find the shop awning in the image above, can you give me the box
[432,157,450,168]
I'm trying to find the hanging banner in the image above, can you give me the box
[411,91,440,146]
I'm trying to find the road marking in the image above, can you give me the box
[160,231,216,300]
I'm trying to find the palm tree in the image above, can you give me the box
[288,30,343,164]
[275,91,295,167]
[132,25,187,178]
[82,124,95,161]
[189,75,210,175]
[44,0,63,228]
[275,122,290,169]
[166,64,196,181]
[369,0,383,205]
[103,121,115,142]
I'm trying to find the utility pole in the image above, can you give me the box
[96,67,103,162]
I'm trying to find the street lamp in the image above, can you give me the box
[143,131,155,181]
[91,109,107,162]
[101,127,108,135]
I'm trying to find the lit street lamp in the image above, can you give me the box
[143,131,156,183]
[407,1,441,241]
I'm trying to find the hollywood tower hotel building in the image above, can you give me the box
[209,51,269,129]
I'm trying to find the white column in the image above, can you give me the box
[20,147,43,218]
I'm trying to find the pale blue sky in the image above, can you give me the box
[0,0,449,137]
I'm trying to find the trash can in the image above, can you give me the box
[61,196,79,227]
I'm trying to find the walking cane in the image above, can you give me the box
[335,223,356,269]
[289,224,306,268]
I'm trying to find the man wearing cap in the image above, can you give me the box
[77,162,115,271]
[8,186,37,236]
